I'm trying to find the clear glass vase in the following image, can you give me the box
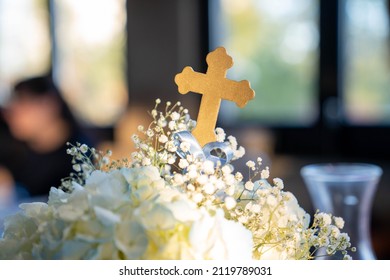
[301,163,382,260]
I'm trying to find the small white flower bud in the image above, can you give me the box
[224,196,237,210]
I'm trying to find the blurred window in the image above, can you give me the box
[0,0,127,127]
[53,0,128,126]
[213,0,319,126]
[213,0,390,157]
[344,0,390,125]
[0,0,50,104]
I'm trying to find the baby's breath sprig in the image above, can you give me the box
[229,169,354,260]
[128,101,250,212]
[60,142,112,191]
[130,99,196,173]
[306,211,355,260]
[167,158,240,211]
[131,99,247,175]
[235,158,271,203]
[124,99,354,260]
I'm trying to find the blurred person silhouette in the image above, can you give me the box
[0,75,92,199]
[0,114,16,207]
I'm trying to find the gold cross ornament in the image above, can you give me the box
[175,47,255,147]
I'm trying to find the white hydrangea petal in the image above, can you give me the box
[114,221,148,259]
[94,206,121,227]
[19,202,48,217]
[54,240,93,260]
[57,204,85,221]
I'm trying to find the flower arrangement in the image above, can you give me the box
[0,100,354,260]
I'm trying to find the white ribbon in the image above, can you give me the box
[172,131,233,166]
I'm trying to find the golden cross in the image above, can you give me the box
[175,47,255,147]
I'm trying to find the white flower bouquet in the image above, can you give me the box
[0,100,354,260]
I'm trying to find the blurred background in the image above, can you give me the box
[0,0,390,259]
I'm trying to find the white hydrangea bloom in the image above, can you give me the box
[189,209,253,260]
[0,100,353,261]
